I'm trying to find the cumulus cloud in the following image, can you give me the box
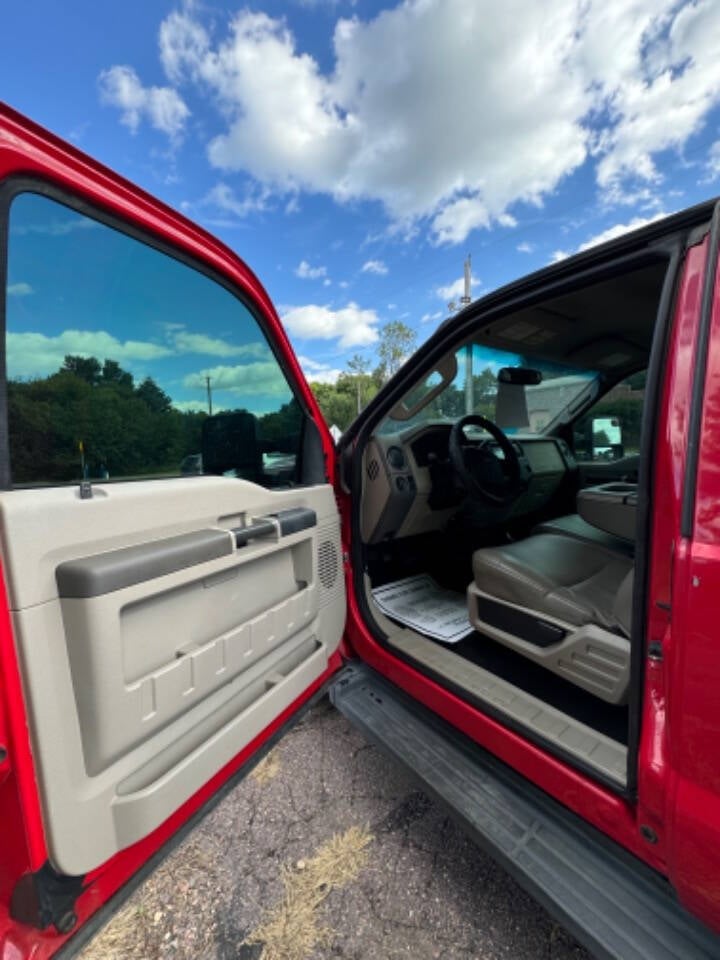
[298,356,344,384]
[6,329,172,380]
[361,259,388,275]
[295,260,328,280]
[552,212,669,261]
[7,282,32,297]
[201,182,269,218]
[147,0,720,244]
[421,310,444,324]
[281,302,380,348]
[99,65,189,140]
[517,242,535,254]
[706,141,720,181]
[97,0,720,242]
[172,331,268,358]
[183,361,289,396]
[436,276,481,302]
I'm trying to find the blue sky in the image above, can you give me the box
[2,0,720,387]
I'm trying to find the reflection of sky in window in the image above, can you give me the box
[5,192,292,415]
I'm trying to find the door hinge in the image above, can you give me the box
[10,863,85,933]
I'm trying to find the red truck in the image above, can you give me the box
[0,103,719,960]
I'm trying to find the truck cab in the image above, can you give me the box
[0,103,719,959]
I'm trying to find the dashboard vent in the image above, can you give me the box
[318,540,339,590]
[366,458,380,481]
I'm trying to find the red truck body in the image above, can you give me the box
[0,102,719,958]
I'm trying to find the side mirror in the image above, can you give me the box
[201,410,262,479]
[591,416,624,461]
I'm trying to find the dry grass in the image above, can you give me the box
[244,825,373,960]
[79,835,216,960]
[251,749,282,785]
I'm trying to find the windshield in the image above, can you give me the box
[378,343,597,435]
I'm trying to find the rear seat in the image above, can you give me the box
[533,513,634,558]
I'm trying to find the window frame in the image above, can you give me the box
[0,176,317,490]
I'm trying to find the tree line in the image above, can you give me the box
[8,355,208,483]
[308,320,417,431]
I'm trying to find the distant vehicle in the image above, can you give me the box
[180,453,203,475]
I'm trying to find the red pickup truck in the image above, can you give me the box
[0,103,719,960]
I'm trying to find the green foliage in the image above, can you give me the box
[309,381,358,431]
[8,359,205,484]
[376,321,417,381]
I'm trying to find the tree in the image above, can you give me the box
[136,376,172,413]
[62,355,101,385]
[309,382,356,431]
[102,359,134,389]
[347,354,372,414]
[376,321,416,382]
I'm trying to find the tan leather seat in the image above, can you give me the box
[468,534,634,703]
[472,534,634,635]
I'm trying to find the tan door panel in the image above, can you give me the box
[0,477,345,875]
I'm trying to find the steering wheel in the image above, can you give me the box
[448,414,525,506]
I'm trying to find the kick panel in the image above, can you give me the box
[0,477,345,875]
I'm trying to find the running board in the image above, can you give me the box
[329,663,720,960]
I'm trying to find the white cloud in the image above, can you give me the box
[295,260,328,280]
[6,329,172,380]
[183,361,289,396]
[172,331,268,358]
[361,259,388,275]
[150,0,720,244]
[202,182,268,218]
[298,355,343,384]
[436,276,480,302]
[517,242,535,254]
[551,212,668,263]
[576,213,667,251]
[421,310,443,324]
[173,399,223,413]
[98,65,189,140]
[10,217,97,238]
[7,282,32,297]
[706,141,720,181]
[281,302,379,348]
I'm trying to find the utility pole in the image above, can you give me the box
[205,375,213,416]
[445,255,474,413]
[462,255,473,415]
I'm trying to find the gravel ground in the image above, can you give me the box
[80,698,592,960]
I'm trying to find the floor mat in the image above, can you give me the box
[371,575,474,643]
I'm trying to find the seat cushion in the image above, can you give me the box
[472,534,634,634]
[533,513,634,558]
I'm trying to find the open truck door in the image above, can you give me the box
[0,103,346,957]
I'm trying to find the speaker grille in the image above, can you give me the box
[318,540,339,590]
[366,458,380,481]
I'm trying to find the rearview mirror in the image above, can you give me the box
[497,367,542,385]
[591,416,624,461]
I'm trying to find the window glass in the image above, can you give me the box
[378,343,596,435]
[573,370,646,461]
[4,192,304,487]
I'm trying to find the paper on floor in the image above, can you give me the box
[371,574,474,644]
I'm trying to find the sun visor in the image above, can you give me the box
[495,383,530,430]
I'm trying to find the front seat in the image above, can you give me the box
[468,534,634,704]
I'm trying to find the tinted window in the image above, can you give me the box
[4,191,304,487]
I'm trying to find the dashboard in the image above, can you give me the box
[361,422,577,544]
